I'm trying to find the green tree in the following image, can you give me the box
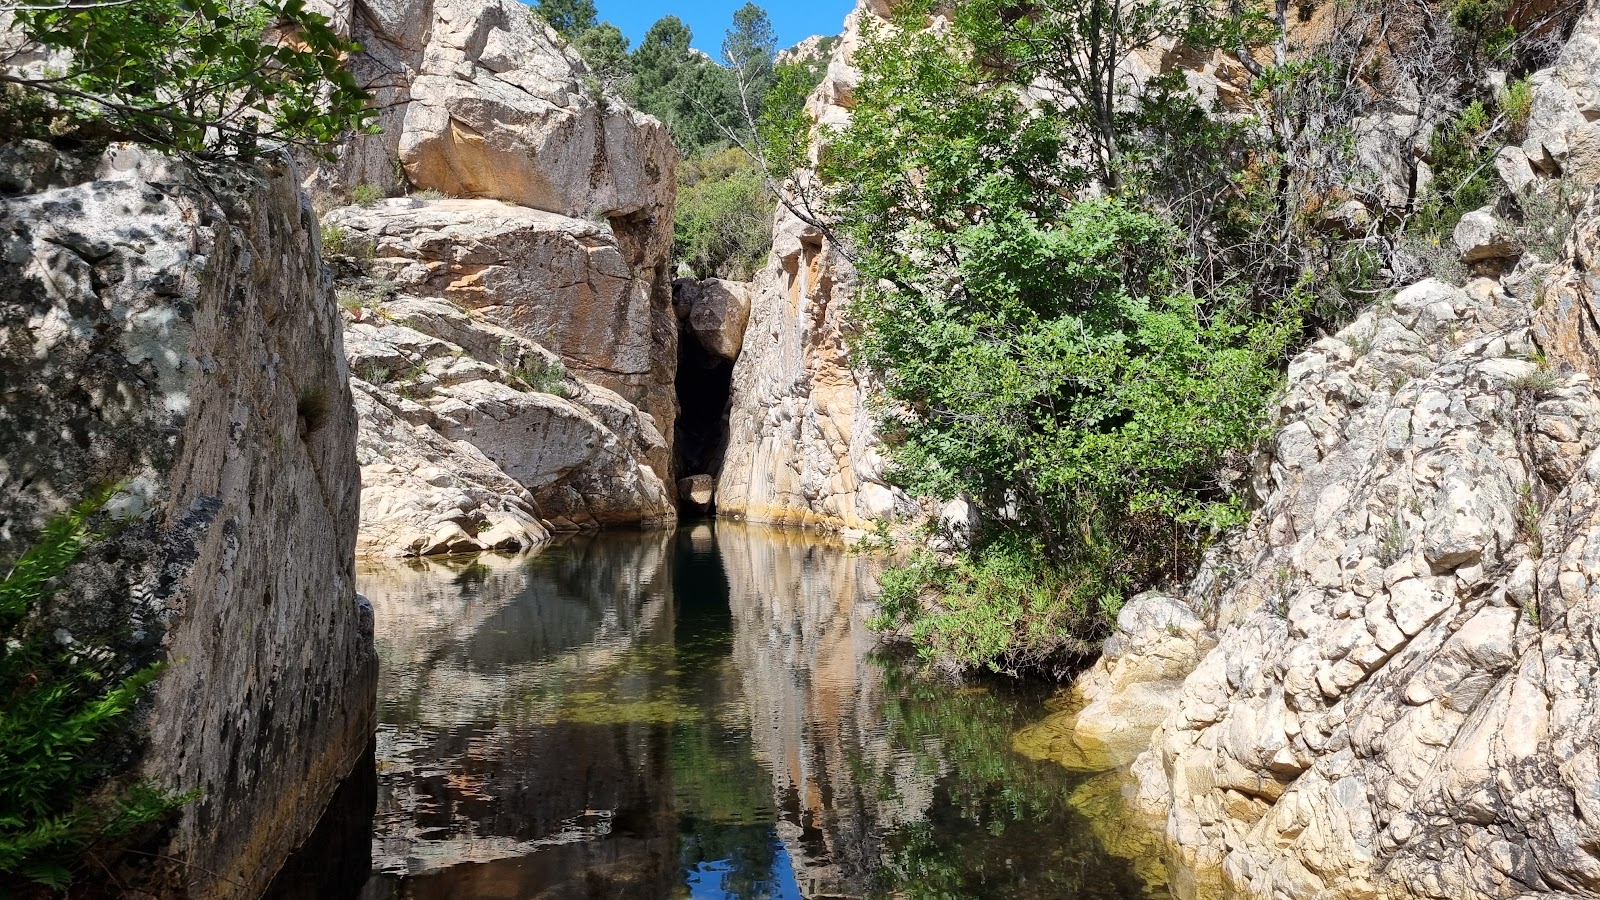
[574,22,634,97]
[1,0,372,155]
[532,0,597,39]
[722,2,777,119]
[632,16,742,154]
[831,0,1301,673]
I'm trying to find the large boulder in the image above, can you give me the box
[676,277,753,360]
[0,145,374,897]
[342,292,674,552]
[1523,2,1600,172]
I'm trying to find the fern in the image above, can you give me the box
[0,490,191,889]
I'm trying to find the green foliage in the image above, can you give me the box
[674,148,774,280]
[517,357,572,397]
[830,0,1301,672]
[531,0,597,39]
[630,16,744,154]
[321,221,350,257]
[4,0,373,155]
[0,493,190,889]
[573,22,634,98]
[350,183,384,207]
[1502,76,1535,140]
[1414,101,1499,238]
[1449,0,1516,62]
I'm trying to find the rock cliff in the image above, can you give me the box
[309,0,680,555]
[1051,10,1600,896]
[716,3,916,532]
[0,143,374,897]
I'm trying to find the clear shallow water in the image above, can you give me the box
[352,522,1167,900]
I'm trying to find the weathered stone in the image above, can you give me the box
[1454,207,1521,263]
[0,145,374,897]
[683,278,753,360]
[1495,145,1537,194]
[717,6,917,531]
[344,290,674,553]
[679,474,716,511]
[326,199,677,445]
[1063,137,1600,897]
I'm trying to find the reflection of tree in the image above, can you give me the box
[858,659,1163,900]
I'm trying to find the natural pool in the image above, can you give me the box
[350,522,1167,900]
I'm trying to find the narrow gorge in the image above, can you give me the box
[5,0,1600,897]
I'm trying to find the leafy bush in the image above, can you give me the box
[350,183,384,207]
[3,0,372,155]
[828,0,1304,673]
[0,493,190,889]
[518,357,573,397]
[674,148,774,280]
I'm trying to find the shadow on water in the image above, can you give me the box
[334,522,1168,900]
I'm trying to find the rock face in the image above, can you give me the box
[310,0,680,554]
[1035,17,1600,897]
[1064,260,1600,898]
[0,144,374,897]
[716,4,916,532]
[342,286,674,552]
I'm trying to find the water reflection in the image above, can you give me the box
[355,523,1164,899]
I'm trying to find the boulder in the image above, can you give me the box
[686,278,753,360]
[344,292,674,553]
[326,198,678,458]
[1453,206,1521,263]
[679,475,717,512]
[1495,145,1537,194]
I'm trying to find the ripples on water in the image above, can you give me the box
[349,522,1166,900]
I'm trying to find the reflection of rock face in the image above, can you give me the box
[360,534,679,895]
[717,525,927,893]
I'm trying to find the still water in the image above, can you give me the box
[353,523,1166,900]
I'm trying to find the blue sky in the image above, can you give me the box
[590,1,855,56]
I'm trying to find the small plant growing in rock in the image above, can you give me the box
[355,363,391,385]
[321,222,350,257]
[1377,519,1408,567]
[1509,364,1561,403]
[1268,566,1298,619]
[1516,183,1576,261]
[1517,482,1545,560]
[351,183,384,207]
[414,188,446,201]
[517,357,572,397]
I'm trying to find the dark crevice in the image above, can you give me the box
[672,285,735,516]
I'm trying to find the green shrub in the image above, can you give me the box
[1414,101,1499,238]
[0,493,191,889]
[673,147,775,280]
[518,357,573,397]
[321,222,350,257]
[350,183,384,207]
[827,0,1304,673]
